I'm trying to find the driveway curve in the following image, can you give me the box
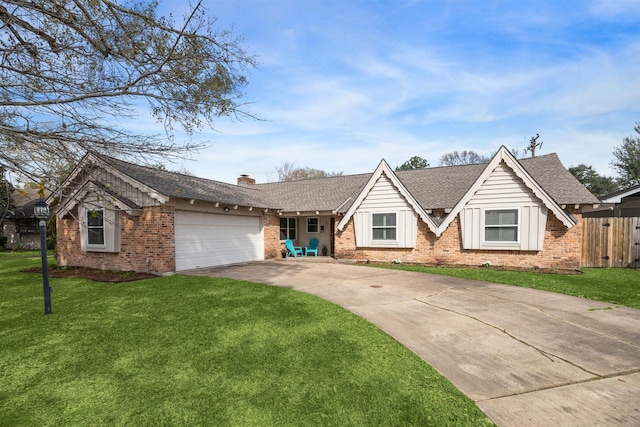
[185,259,640,427]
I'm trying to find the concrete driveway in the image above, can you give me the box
[185,259,640,426]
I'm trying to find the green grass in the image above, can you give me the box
[375,264,640,309]
[0,253,493,426]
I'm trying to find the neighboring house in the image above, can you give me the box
[583,184,640,218]
[1,189,51,250]
[53,146,599,274]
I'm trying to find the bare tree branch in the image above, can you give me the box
[0,0,259,186]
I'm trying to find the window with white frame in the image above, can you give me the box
[79,205,120,252]
[280,217,297,240]
[87,209,105,245]
[307,217,319,233]
[484,209,519,242]
[372,213,397,240]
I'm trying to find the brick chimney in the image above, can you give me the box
[237,174,256,186]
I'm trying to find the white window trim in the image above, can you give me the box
[481,207,520,247]
[279,217,297,241]
[306,217,319,234]
[79,205,120,253]
[370,212,398,243]
[86,208,106,249]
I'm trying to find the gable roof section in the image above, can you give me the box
[56,150,600,221]
[55,153,169,206]
[59,153,276,211]
[336,159,439,234]
[97,155,277,209]
[57,180,143,218]
[435,146,581,236]
[259,152,598,215]
[396,153,599,210]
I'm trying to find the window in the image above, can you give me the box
[79,205,120,252]
[280,217,296,240]
[17,219,39,234]
[87,209,105,245]
[484,209,518,242]
[307,217,319,233]
[372,213,396,240]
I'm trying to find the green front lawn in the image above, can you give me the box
[0,253,493,426]
[376,265,640,309]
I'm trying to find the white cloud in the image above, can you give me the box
[124,1,640,185]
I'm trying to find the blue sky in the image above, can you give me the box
[156,0,640,184]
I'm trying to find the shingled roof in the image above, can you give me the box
[395,163,485,210]
[393,153,600,210]
[95,155,275,209]
[257,152,599,212]
[518,154,599,205]
[3,189,52,219]
[255,174,371,212]
[75,151,598,214]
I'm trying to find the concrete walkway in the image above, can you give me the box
[185,259,640,426]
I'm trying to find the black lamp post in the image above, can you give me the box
[34,198,51,315]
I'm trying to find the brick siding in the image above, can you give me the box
[57,206,584,272]
[264,212,285,258]
[56,206,176,274]
[335,208,584,270]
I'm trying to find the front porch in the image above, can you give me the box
[277,213,336,257]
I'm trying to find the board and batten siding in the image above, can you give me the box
[460,162,548,251]
[96,169,161,207]
[353,173,417,248]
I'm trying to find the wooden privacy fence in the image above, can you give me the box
[581,217,640,268]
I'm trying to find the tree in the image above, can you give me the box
[395,156,429,171]
[568,164,619,197]
[0,0,257,184]
[611,123,640,187]
[276,162,343,181]
[1,168,15,246]
[439,150,490,166]
[0,167,14,212]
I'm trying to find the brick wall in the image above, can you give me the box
[264,212,285,258]
[335,208,584,270]
[56,206,176,274]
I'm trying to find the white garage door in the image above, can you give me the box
[175,211,264,271]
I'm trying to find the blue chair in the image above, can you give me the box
[285,239,303,257]
[305,238,319,256]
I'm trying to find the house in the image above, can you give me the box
[1,189,51,250]
[53,146,599,274]
[583,183,640,218]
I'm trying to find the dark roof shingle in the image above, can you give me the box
[256,153,599,212]
[96,152,599,213]
[99,156,275,208]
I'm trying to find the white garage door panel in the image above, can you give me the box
[175,211,263,271]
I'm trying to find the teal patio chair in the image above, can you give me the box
[305,238,319,256]
[285,239,304,257]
